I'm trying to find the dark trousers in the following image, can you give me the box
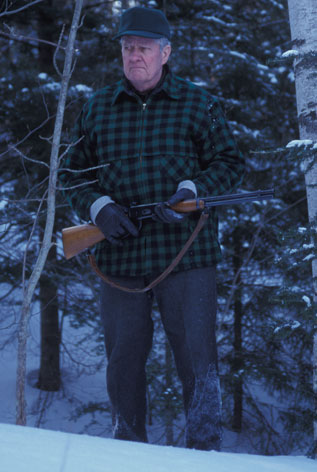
[100,266,222,450]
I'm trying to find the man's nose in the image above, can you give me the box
[129,48,141,61]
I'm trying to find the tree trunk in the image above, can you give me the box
[120,0,129,10]
[232,289,243,432]
[164,339,174,445]
[16,0,84,426]
[37,242,60,391]
[37,0,56,74]
[36,0,61,392]
[232,231,243,432]
[287,0,317,458]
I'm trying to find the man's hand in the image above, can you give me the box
[95,203,139,245]
[154,188,196,224]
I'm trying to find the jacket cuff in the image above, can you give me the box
[177,180,197,197]
[90,196,114,223]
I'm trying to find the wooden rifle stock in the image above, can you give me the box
[62,224,105,260]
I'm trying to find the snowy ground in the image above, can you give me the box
[0,287,312,458]
[1,423,316,472]
[0,306,113,437]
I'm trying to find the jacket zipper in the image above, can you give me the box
[139,102,147,166]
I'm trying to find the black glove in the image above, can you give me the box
[95,203,139,245]
[154,188,195,224]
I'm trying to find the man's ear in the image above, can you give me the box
[162,45,172,65]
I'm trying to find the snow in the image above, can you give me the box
[98,24,111,34]
[286,139,313,148]
[303,244,314,249]
[69,84,94,96]
[202,15,237,28]
[274,320,301,334]
[268,0,284,10]
[193,80,208,87]
[282,50,299,58]
[0,423,315,472]
[38,72,49,80]
[303,254,314,261]
[302,295,311,307]
[229,50,247,61]
[43,82,61,92]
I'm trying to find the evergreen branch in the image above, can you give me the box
[223,195,306,317]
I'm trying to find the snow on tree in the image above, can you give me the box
[287,0,317,458]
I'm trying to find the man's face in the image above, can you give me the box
[121,36,171,92]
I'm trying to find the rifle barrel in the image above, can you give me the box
[203,189,274,208]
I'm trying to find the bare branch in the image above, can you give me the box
[57,137,85,163]
[12,146,50,169]
[25,175,49,201]
[0,116,53,159]
[53,25,66,77]
[2,197,47,204]
[58,163,110,173]
[0,30,66,50]
[56,179,99,191]
[61,341,101,369]
[0,0,44,17]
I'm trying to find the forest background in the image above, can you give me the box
[0,0,315,457]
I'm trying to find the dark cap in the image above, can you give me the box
[114,6,171,40]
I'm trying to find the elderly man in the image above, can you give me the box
[60,6,244,450]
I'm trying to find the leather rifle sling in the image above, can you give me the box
[87,211,209,293]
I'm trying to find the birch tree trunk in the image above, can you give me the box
[287,0,317,458]
[16,0,84,426]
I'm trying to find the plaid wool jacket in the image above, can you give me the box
[60,68,245,276]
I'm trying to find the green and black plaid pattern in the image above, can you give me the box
[60,69,245,276]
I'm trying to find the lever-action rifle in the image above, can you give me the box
[62,189,274,260]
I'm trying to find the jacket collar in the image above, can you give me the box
[111,65,182,105]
